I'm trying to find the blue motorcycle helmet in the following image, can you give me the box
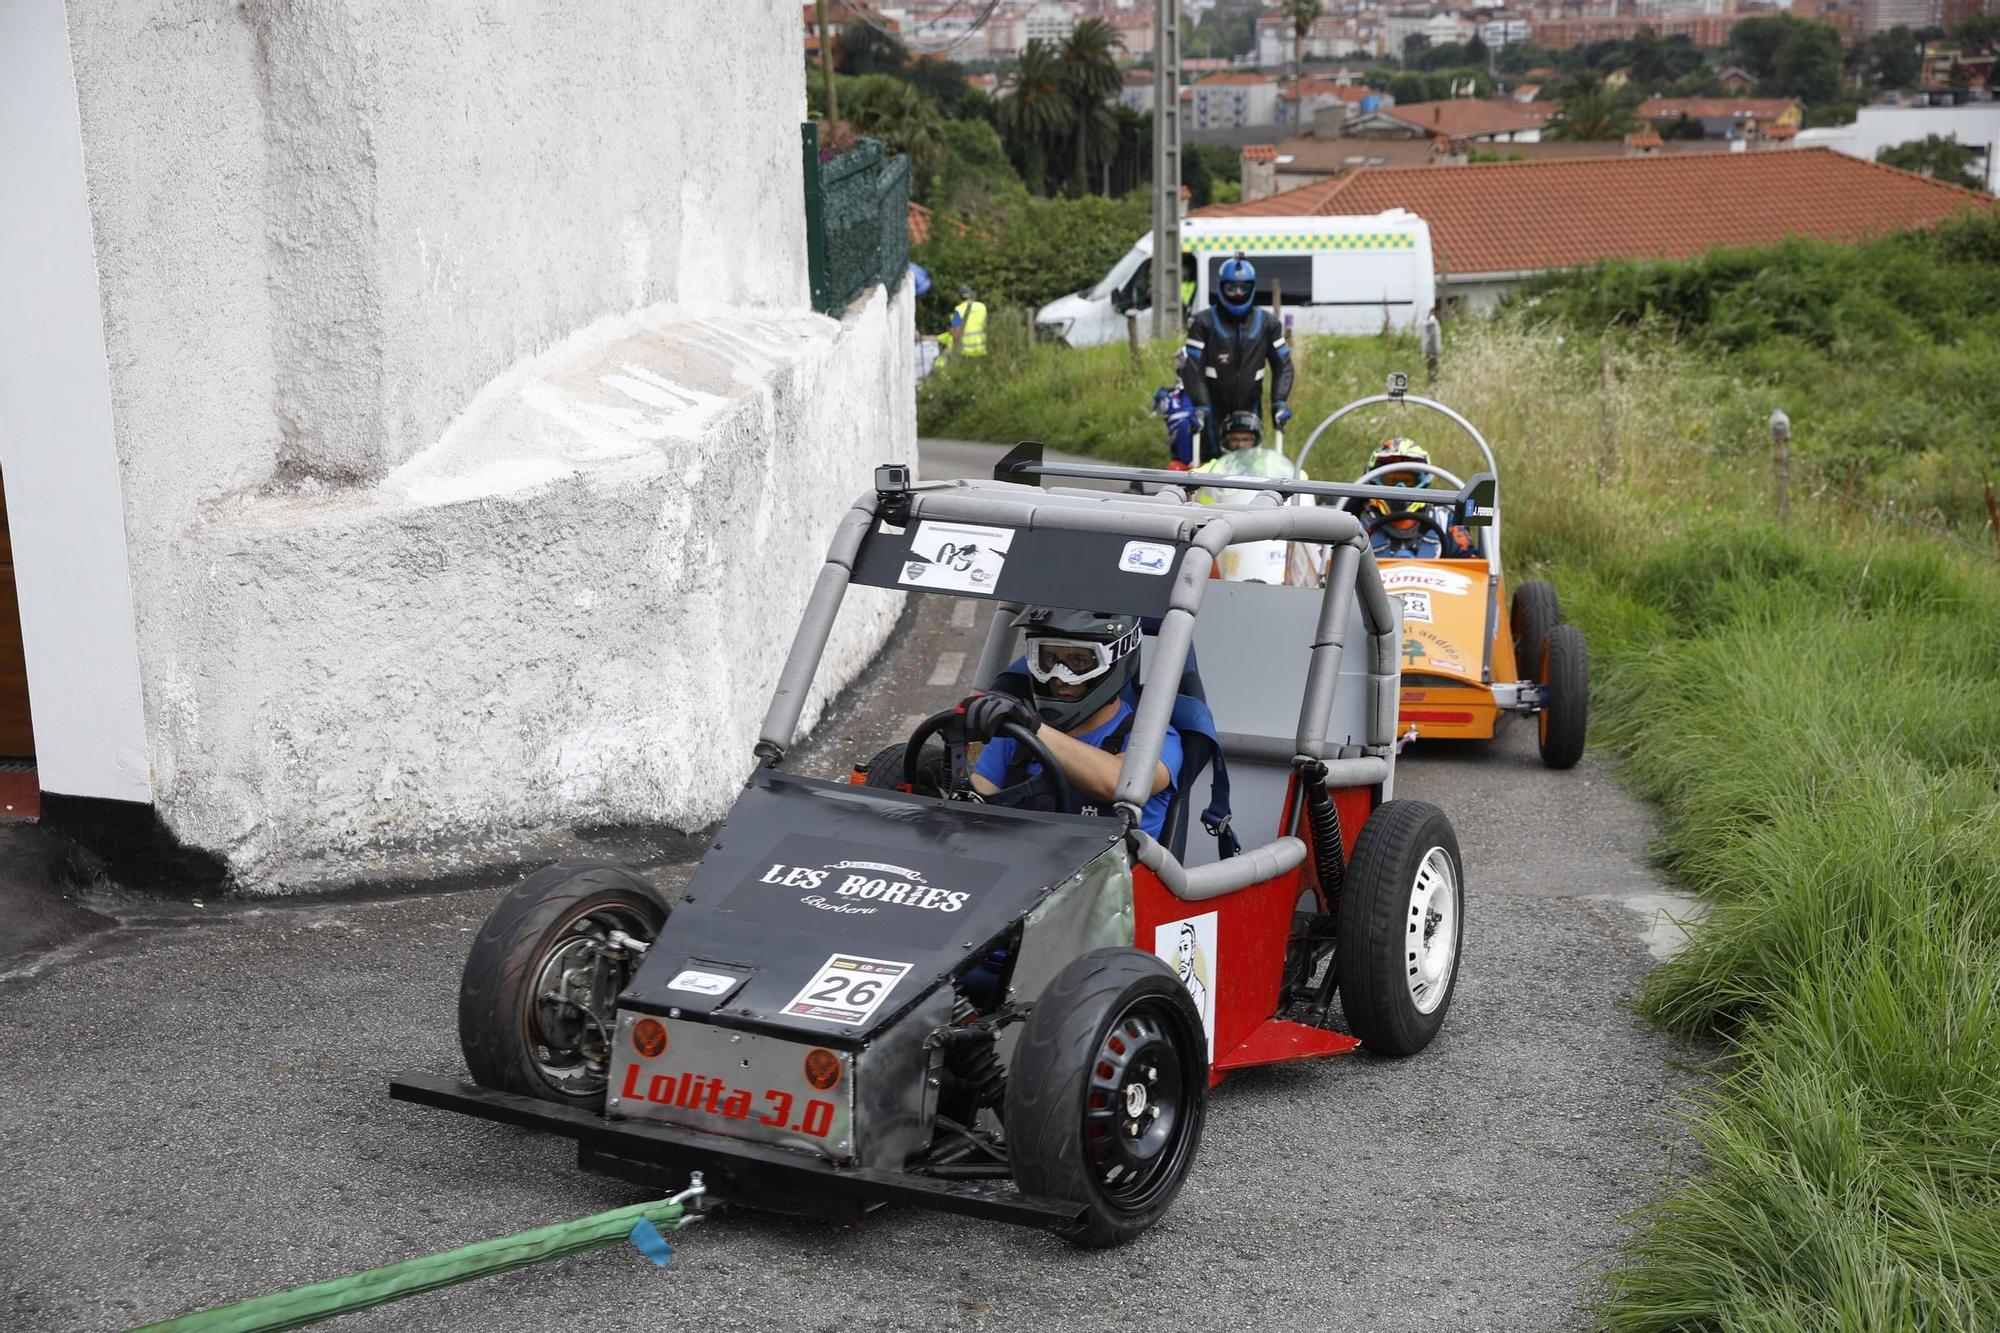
[1216,254,1257,317]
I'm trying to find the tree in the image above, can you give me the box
[1949,15,1998,50]
[1772,21,1843,103]
[1550,74,1635,139]
[1058,19,1123,197]
[838,19,907,77]
[999,40,1074,195]
[1283,0,1324,115]
[1878,134,1983,190]
[1861,27,1922,92]
[1629,26,1671,86]
[1730,15,1842,102]
[1729,15,1795,80]
[1465,34,1491,67]
[1387,71,1430,105]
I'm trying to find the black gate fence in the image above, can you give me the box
[802,123,910,317]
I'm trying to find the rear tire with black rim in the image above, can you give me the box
[1004,948,1207,1247]
[862,739,948,795]
[1511,580,1560,682]
[458,859,670,1106]
[1537,624,1589,770]
[1335,801,1464,1057]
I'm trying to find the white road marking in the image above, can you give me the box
[950,600,976,628]
[926,651,965,688]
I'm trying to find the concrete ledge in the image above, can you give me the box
[152,284,915,889]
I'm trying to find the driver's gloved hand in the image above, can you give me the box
[1273,400,1293,428]
[958,691,1041,742]
[1191,406,1210,435]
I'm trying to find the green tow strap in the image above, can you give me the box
[131,1190,696,1332]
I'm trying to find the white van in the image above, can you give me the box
[1034,211,1436,348]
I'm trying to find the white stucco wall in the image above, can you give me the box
[12,0,917,883]
[163,285,915,888]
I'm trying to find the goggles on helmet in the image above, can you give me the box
[1026,625,1140,686]
[1027,638,1116,687]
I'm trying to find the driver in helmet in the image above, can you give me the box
[1364,438,1475,559]
[959,608,1182,839]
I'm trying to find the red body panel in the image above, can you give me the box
[1130,779,1380,1086]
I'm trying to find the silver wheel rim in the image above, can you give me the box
[1405,847,1459,1015]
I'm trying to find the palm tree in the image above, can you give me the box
[1550,86,1636,139]
[1284,0,1324,123]
[1000,40,1075,195]
[840,75,947,182]
[1059,19,1124,196]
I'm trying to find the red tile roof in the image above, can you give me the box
[1194,149,1994,276]
[1285,78,1374,103]
[1367,98,1551,137]
[1637,97,1798,121]
[1197,72,1277,87]
[1242,144,1278,162]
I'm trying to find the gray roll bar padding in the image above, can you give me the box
[1130,830,1309,901]
[971,600,1026,691]
[758,500,878,758]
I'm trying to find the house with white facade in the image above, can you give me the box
[1,0,915,889]
[1191,72,1283,129]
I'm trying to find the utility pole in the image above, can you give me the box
[817,0,838,123]
[1150,0,1183,341]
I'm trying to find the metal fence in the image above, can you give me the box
[802,124,909,317]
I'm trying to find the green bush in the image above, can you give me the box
[911,192,1150,332]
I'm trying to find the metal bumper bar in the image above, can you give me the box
[389,1074,1085,1231]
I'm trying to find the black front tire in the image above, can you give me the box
[1511,580,1561,682]
[1005,948,1208,1247]
[1538,624,1589,770]
[457,859,670,1105]
[1335,801,1464,1057]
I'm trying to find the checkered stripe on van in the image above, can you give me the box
[1183,233,1417,252]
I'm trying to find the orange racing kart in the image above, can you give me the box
[1295,374,1589,768]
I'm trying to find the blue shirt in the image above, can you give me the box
[973,700,1182,839]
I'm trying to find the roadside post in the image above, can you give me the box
[1126,310,1142,370]
[1770,408,1792,522]
[1599,338,1618,484]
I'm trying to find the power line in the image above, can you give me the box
[843,0,1003,56]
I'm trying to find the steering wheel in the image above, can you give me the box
[1366,507,1450,554]
[902,704,1074,814]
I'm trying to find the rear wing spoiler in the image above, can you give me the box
[993,442,1495,528]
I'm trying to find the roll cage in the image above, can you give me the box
[753,447,1494,901]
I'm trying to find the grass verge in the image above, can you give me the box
[922,317,2000,1329]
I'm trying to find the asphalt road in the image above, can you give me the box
[0,440,1701,1332]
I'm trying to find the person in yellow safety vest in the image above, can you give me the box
[1180,253,1197,312]
[949,285,988,358]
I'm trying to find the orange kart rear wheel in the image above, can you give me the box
[1537,625,1589,770]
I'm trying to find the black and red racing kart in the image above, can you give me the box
[392,451,1480,1245]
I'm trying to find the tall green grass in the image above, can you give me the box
[1569,529,2000,1331]
[924,317,2000,1329]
